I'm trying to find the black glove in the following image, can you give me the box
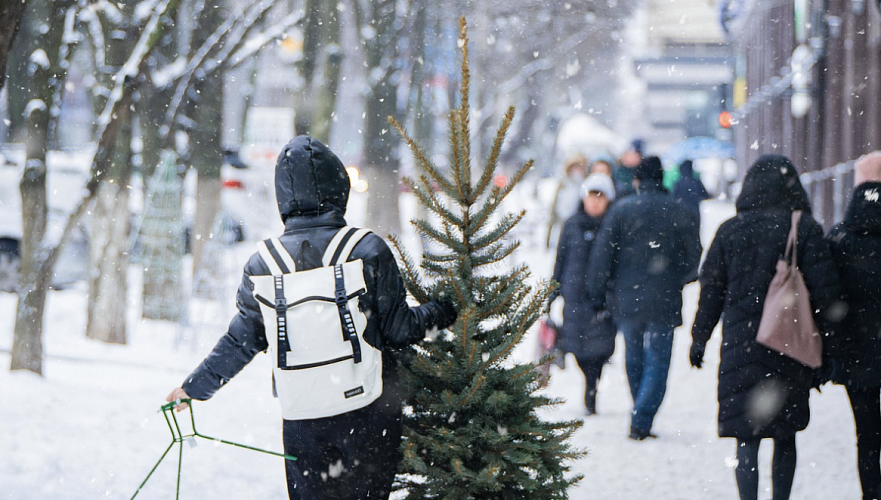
[546,288,561,312]
[689,342,706,369]
[811,359,838,390]
[434,300,457,330]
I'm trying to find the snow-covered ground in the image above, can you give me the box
[0,196,862,499]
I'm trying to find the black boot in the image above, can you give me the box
[584,389,597,416]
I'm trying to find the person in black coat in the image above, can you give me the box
[690,154,842,500]
[167,136,456,500]
[672,159,710,224]
[588,156,702,440]
[551,173,617,415]
[827,151,881,500]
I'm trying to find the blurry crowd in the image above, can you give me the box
[546,143,881,500]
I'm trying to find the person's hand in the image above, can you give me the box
[436,300,457,330]
[548,296,565,327]
[689,342,705,369]
[166,387,191,412]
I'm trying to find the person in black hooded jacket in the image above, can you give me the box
[166,136,456,500]
[690,154,842,500]
[672,159,710,225]
[826,151,881,500]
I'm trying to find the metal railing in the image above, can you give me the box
[800,160,856,229]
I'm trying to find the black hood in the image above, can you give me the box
[679,159,694,176]
[275,136,350,222]
[735,154,811,214]
[845,182,881,234]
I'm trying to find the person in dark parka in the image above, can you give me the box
[167,136,457,500]
[827,151,881,500]
[672,159,710,224]
[551,173,617,415]
[690,154,842,500]
[588,156,702,440]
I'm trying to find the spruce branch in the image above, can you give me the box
[456,17,472,201]
[412,219,462,253]
[389,116,456,195]
[473,106,516,202]
[389,234,431,303]
[472,241,521,268]
[470,211,527,252]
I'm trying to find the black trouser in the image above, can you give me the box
[282,387,404,500]
[847,386,881,500]
[574,356,606,412]
[735,435,797,500]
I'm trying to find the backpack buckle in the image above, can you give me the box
[275,298,286,313]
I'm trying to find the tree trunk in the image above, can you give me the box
[0,0,27,92]
[362,0,401,236]
[12,103,49,373]
[4,2,36,142]
[10,0,73,374]
[188,1,226,277]
[191,175,221,280]
[310,0,342,142]
[84,0,137,344]
[86,181,131,344]
[292,0,320,135]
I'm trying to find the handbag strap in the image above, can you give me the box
[784,210,803,267]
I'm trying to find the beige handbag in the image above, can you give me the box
[756,211,823,368]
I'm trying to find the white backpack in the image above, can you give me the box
[250,227,382,420]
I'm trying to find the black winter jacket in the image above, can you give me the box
[691,155,841,439]
[552,208,616,359]
[587,180,702,327]
[672,161,710,218]
[182,137,451,402]
[827,182,881,389]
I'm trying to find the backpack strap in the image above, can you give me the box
[323,227,372,266]
[257,237,297,275]
[273,274,291,368]
[334,264,362,363]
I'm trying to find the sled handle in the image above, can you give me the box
[130,399,296,500]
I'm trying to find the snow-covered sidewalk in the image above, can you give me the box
[0,199,863,499]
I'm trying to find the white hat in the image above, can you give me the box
[581,173,616,201]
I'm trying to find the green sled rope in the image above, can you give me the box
[130,398,297,499]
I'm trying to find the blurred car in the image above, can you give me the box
[0,147,91,293]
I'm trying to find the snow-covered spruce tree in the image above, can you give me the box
[388,18,583,500]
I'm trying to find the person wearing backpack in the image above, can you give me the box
[826,151,881,500]
[689,154,842,500]
[166,136,457,500]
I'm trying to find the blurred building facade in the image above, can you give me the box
[725,0,881,227]
[630,0,735,155]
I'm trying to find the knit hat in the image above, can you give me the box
[581,173,616,201]
[635,156,664,182]
[855,151,881,186]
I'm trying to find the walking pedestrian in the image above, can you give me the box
[166,136,457,500]
[613,139,644,198]
[672,159,710,226]
[827,151,881,500]
[546,154,588,248]
[689,154,842,500]
[551,173,618,415]
[588,155,702,440]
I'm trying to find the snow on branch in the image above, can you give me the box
[223,10,304,71]
[48,0,181,271]
[160,0,280,141]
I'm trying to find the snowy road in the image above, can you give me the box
[0,198,862,499]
